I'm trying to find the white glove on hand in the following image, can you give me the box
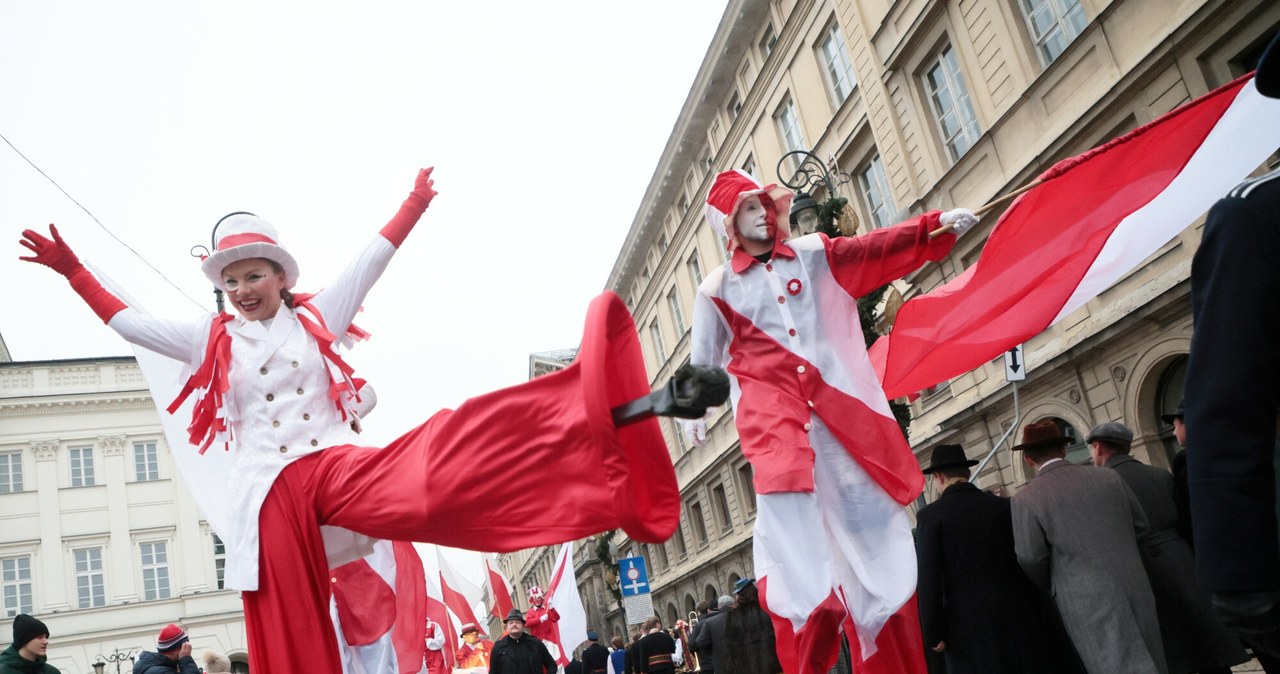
[940,208,979,236]
[684,418,708,447]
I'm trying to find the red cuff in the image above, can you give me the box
[67,267,127,324]
[378,193,430,248]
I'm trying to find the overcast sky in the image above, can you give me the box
[1,2,728,583]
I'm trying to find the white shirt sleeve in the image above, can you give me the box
[107,307,207,366]
[689,277,730,370]
[311,236,397,337]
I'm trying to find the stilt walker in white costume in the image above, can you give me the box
[20,168,726,674]
[686,169,978,674]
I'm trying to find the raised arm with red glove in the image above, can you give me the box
[19,224,127,323]
[379,167,437,248]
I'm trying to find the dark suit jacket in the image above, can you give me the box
[1185,168,1280,591]
[916,481,1078,674]
[1105,453,1247,672]
[581,643,609,674]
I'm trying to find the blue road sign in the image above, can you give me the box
[618,556,650,597]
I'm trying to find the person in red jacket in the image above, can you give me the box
[456,623,494,671]
[424,618,447,674]
[525,585,562,661]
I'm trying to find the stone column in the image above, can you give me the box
[100,435,139,603]
[32,440,69,611]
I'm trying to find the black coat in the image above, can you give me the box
[636,631,675,673]
[1106,454,1249,673]
[916,481,1081,674]
[687,609,717,672]
[720,604,781,674]
[490,633,557,674]
[693,611,727,674]
[1185,167,1280,591]
[624,642,640,674]
[582,643,610,674]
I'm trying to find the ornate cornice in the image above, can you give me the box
[0,395,155,418]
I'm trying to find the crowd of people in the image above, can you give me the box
[0,616,231,674]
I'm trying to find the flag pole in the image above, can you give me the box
[928,179,1043,239]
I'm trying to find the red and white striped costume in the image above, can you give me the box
[690,170,957,674]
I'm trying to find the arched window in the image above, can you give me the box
[666,602,679,627]
[704,583,718,603]
[683,594,697,618]
[1155,355,1187,464]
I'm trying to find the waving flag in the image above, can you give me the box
[437,548,485,634]
[871,73,1280,399]
[545,542,588,666]
[485,555,516,622]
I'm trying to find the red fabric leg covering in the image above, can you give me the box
[846,595,927,674]
[242,466,346,674]
[759,578,846,674]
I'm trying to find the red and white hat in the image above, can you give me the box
[703,169,794,239]
[157,623,189,652]
[527,585,544,602]
[200,212,300,290]
[459,622,480,637]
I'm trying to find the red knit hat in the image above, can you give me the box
[157,623,189,652]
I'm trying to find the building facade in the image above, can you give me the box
[602,0,1276,638]
[0,351,247,673]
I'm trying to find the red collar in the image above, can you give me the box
[731,240,796,273]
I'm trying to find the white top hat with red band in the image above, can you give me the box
[201,213,300,290]
[703,169,794,238]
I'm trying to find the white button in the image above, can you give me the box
[796,365,806,374]
[804,422,813,431]
[807,400,814,408]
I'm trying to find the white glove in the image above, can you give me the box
[684,418,708,447]
[939,208,979,236]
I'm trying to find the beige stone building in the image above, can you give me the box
[0,349,247,672]
[595,0,1278,640]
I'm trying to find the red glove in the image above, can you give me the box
[19,224,127,323]
[379,167,437,248]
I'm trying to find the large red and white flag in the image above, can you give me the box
[545,542,588,667]
[485,555,516,622]
[436,548,485,639]
[424,568,457,650]
[870,73,1280,399]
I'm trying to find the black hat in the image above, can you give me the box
[1257,31,1280,99]
[921,444,978,474]
[1011,420,1072,452]
[12,614,48,650]
[1160,400,1184,424]
[503,608,525,623]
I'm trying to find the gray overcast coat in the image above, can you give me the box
[1011,460,1167,674]
[1104,453,1248,673]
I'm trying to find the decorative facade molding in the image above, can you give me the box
[98,434,128,457]
[30,440,58,461]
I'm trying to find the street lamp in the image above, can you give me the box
[93,647,139,674]
[775,150,854,236]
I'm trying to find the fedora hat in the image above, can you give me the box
[921,444,978,474]
[503,608,526,623]
[1257,31,1280,99]
[1011,420,1072,452]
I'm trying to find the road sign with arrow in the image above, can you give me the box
[1004,344,1026,382]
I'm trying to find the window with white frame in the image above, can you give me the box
[860,154,898,229]
[759,24,777,60]
[686,252,703,287]
[775,97,807,173]
[650,320,667,363]
[1019,0,1087,64]
[74,547,105,608]
[741,154,756,179]
[2,556,33,617]
[134,441,159,481]
[924,44,981,162]
[69,446,95,487]
[140,541,171,600]
[667,289,687,336]
[212,534,226,590]
[0,452,21,493]
[819,22,857,103]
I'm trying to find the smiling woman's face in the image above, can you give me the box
[222,258,287,321]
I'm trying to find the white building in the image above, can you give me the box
[0,342,248,673]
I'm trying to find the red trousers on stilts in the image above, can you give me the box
[241,292,679,673]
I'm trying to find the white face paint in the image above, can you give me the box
[734,196,772,244]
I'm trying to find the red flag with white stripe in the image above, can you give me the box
[870,73,1280,399]
[437,549,484,635]
[545,542,588,667]
[485,555,516,622]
